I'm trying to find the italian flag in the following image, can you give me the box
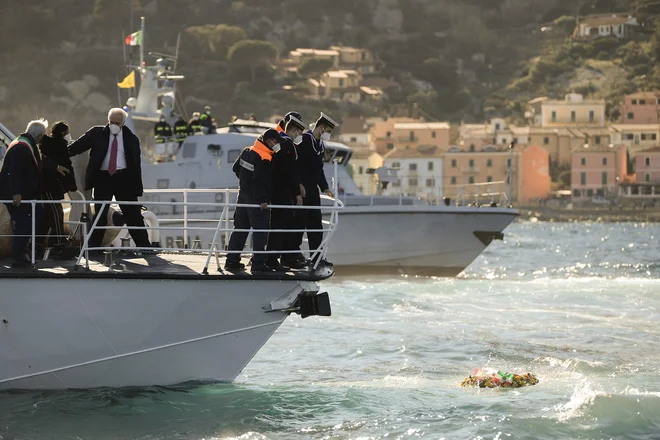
[125,30,142,46]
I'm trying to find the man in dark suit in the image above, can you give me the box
[68,108,150,251]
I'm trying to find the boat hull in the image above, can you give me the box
[0,278,307,389]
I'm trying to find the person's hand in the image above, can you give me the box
[299,184,306,198]
[12,194,21,206]
[296,195,303,206]
[260,202,269,210]
[323,189,335,198]
[56,165,70,176]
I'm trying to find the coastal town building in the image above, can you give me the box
[609,124,660,156]
[538,93,606,128]
[381,148,445,202]
[619,91,660,124]
[575,14,639,39]
[369,118,451,154]
[570,144,627,202]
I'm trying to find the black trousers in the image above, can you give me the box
[293,195,323,259]
[266,198,294,262]
[5,203,43,261]
[226,206,270,265]
[90,170,150,249]
[36,192,65,250]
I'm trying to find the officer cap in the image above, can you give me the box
[261,128,283,144]
[285,115,306,132]
[315,112,339,129]
[284,111,302,123]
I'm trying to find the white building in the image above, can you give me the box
[609,124,660,156]
[576,14,639,39]
[381,150,445,202]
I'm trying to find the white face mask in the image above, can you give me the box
[64,133,72,142]
[272,143,281,153]
[293,135,303,144]
[320,132,331,141]
[109,124,122,135]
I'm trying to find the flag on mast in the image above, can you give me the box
[117,71,136,88]
[125,30,142,46]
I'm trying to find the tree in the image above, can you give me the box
[553,15,577,37]
[227,40,278,83]
[297,57,335,80]
[94,0,142,20]
[184,25,247,60]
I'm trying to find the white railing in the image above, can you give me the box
[0,164,344,272]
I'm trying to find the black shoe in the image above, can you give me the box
[251,264,275,273]
[320,259,334,267]
[11,259,31,268]
[268,262,288,272]
[224,262,245,271]
[281,258,307,270]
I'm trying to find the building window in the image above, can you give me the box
[487,176,493,182]
[646,173,651,182]
[571,111,576,122]
[409,131,415,141]
[632,99,637,105]
[339,79,344,87]
[589,110,595,122]
[642,134,647,140]
[361,52,366,61]
[602,157,607,165]
[544,137,549,144]
[469,144,475,152]
[646,157,651,166]
[652,134,657,141]
[487,159,493,167]
[387,143,394,150]
[640,99,646,105]
[451,159,457,168]
[502,138,507,145]
[507,158,511,168]
[350,136,357,143]
[626,134,634,140]
[386,131,391,138]
[602,171,608,185]
[469,176,475,184]
[359,166,364,174]
[573,189,581,197]
[495,123,501,130]
[587,189,594,197]
[409,178,418,186]
[431,131,436,138]
[581,157,586,166]
[580,172,586,185]
[627,112,634,120]
[450,176,457,185]
[426,178,433,187]
[551,111,557,122]
[428,161,434,171]
[469,159,475,168]
[409,163,417,171]
[392,161,400,168]
[595,136,601,144]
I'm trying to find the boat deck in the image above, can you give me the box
[0,252,333,281]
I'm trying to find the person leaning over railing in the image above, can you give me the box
[0,119,50,267]
[224,129,282,273]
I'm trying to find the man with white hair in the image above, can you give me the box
[0,118,48,266]
[68,108,150,252]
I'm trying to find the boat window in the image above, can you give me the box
[182,143,196,158]
[157,179,169,189]
[227,149,241,163]
[333,150,349,164]
[207,144,222,156]
[323,147,335,163]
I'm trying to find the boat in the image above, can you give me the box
[0,182,341,389]
[84,19,517,277]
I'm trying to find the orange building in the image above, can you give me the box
[571,145,627,201]
[369,118,451,154]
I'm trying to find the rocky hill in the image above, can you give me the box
[0,0,657,135]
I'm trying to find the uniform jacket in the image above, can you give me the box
[296,131,329,197]
[68,125,144,197]
[232,138,273,204]
[272,131,301,203]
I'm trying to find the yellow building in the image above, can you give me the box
[329,46,377,74]
[370,118,451,154]
[539,93,606,127]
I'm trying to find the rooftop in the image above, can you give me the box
[341,116,368,134]
[611,124,660,131]
[625,91,660,99]
[291,48,339,57]
[325,70,360,78]
[394,122,450,130]
[579,15,638,27]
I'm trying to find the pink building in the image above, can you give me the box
[571,145,627,201]
[635,147,660,183]
[620,91,660,124]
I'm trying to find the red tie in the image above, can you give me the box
[108,134,118,175]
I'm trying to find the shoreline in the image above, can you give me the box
[514,205,660,222]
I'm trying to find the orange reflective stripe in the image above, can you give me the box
[250,139,273,161]
[276,123,284,132]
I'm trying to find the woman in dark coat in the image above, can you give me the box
[36,121,77,254]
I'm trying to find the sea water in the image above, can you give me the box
[1,221,659,439]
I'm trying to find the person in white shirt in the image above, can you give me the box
[68,108,150,252]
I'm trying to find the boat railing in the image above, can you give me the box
[0,163,343,273]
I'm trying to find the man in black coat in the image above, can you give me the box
[0,119,49,266]
[68,108,150,251]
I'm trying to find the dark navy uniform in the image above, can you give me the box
[225,133,279,270]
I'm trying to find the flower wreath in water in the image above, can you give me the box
[461,368,539,388]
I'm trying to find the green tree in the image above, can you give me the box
[184,25,247,60]
[227,40,279,83]
[94,0,142,20]
[297,57,335,80]
[553,15,577,37]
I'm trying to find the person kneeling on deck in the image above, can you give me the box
[225,129,283,273]
[267,114,306,271]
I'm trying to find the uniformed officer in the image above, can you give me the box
[267,115,306,270]
[187,112,203,134]
[276,111,302,132]
[225,129,283,273]
[200,106,215,134]
[173,115,189,145]
[293,112,337,267]
[154,115,172,143]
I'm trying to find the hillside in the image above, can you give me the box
[0,0,658,135]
